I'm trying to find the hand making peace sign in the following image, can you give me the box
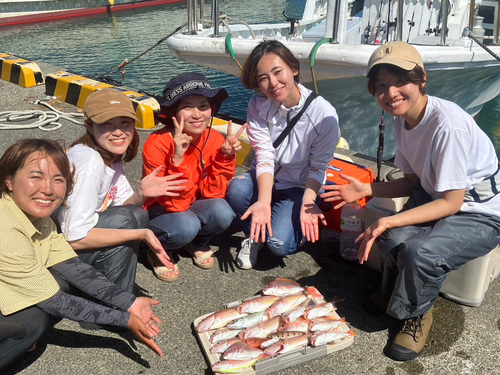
[220,120,248,156]
[172,116,193,166]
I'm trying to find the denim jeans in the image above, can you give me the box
[226,170,304,256]
[148,198,235,250]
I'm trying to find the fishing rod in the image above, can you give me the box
[376,109,385,182]
[407,10,415,42]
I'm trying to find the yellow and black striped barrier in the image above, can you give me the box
[45,71,159,129]
[0,53,44,88]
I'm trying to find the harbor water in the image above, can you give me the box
[1,0,499,158]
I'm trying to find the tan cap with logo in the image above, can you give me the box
[367,41,424,78]
[84,88,139,124]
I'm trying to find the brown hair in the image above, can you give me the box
[0,139,74,204]
[241,40,300,90]
[367,64,426,96]
[72,118,139,164]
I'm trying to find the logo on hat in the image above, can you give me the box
[109,100,121,104]
[384,47,390,55]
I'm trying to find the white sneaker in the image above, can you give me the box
[236,238,264,270]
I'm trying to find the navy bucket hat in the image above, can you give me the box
[158,72,229,121]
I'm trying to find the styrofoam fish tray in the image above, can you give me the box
[193,296,354,375]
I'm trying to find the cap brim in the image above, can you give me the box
[367,59,420,78]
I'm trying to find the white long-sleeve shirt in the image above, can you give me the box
[246,83,340,190]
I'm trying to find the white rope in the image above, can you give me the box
[0,100,84,131]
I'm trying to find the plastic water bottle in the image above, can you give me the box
[340,202,364,261]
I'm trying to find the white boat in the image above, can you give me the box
[0,0,185,27]
[166,0,500,158]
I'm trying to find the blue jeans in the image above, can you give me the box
[226,170,304,256]
[148,198,235,250]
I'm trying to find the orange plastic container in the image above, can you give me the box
[320,158,375,232]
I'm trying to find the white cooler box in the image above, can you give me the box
[364,197,500,307]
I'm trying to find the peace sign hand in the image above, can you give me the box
[172,116,193,166]
[221,121,248,156]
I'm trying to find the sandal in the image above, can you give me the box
[184,243,215,270]
[147,250,179,283]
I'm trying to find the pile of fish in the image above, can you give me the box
[195,278,355,374]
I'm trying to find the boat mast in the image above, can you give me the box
[325,0,348,43]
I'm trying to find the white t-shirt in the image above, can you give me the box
[56,144,134,241]
[393,95,500,217]
[247,83,340,190]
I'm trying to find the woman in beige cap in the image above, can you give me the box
[55,89,187,327]
[322,41,500,361]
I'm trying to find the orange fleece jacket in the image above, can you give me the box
[142,127,236,212]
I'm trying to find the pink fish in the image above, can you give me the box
[262,278,305,296]
[309,317,347,332]
[280,316,310,333]
[210,337,243,354]
[303,286,325,304]
[263,335,310,356]
[282,297,315,323]
[222,342,264,360]
[309,329,356,347]
[264,293,307,319]
[236,295,280,314]
[210,327,242,344]
[212,355,269,374]
[197,307,247,333]
[304,300,342,320]
[239,316,281,341]
[245,337,268,348]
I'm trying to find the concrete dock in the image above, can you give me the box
[1,60,499,375]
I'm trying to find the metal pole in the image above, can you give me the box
[495,1,500,44]
[212,0,220,37]
[397,0,403,41]
[200,0,204,21]
[324,0,336,40]
[440,0,448,45]
[187,0,196,34]
[468,0,476,32]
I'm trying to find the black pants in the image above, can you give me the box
[0,271,70,370]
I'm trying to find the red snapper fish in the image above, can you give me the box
[197,307,247,333]
[210,327,242,344]
[222,342,264,360]
[303,298,343,320]
[309,329,356,347]
[212,354,269,374]
[263,335,310,357]
[264,293,308,319]
[262,278,305,296]
[210,337,243,354]
[309,317,347,332]
[236,295,280,314]
[239,316,281,341]
[280,316,310,333]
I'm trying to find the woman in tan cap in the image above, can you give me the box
[322,41,500,361]
[55,89,187,324]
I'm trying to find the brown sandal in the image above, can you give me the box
[147,251,180,282]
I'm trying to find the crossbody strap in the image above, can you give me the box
[272,92,317,149]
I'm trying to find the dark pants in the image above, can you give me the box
[0,270,69,370]
[78,205,148,293]
[375,184,500,320]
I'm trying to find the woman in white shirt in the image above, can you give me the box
[56,89,186,296]
[226,40,340,270]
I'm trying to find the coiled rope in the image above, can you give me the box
[0,100,83,131]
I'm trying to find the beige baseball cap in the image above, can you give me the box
[367,41,424,78]
[84,88,139,124]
